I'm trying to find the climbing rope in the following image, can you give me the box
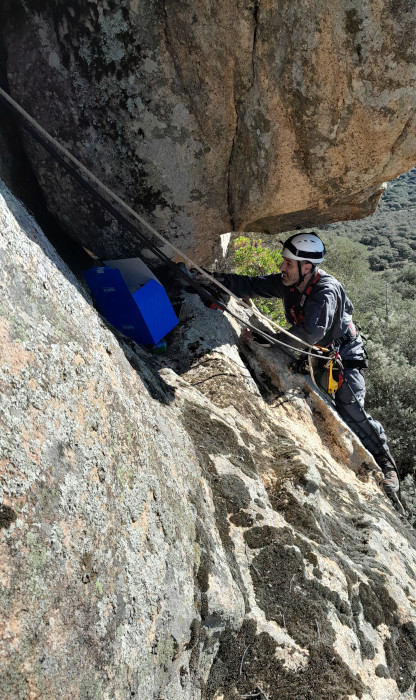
[1,89,408,511]
[0,86,327,360]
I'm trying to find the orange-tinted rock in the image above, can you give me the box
[1,1,416,262]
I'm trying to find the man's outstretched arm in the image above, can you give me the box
[212,272,284,299]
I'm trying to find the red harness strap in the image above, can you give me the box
[289,273,321,326]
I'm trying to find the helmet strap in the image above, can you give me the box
[296,262,315,288]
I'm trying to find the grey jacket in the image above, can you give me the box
[216,269,363,359]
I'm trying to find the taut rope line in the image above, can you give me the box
[0,86,322,357]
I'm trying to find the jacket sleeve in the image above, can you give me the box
[214,272,284,299]
[289,289,338,346]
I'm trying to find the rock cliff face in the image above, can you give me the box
[2,182,416,699]
[1,1,416,260]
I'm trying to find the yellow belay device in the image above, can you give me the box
[310,347,344,399]
[327,356,342,395]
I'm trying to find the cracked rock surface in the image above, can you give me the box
[2,182,416,699]
[1,1,416,259]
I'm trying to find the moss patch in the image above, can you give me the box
[244,525,281,549]
[266,488,324,542]
[205,618,365,700]
[359,577,398,629]
[384,622,416,692]
[229,511,254,528]
[0,504,17,529]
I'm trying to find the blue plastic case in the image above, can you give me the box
[84,266,178,345]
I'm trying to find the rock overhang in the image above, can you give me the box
[0,1,416,261]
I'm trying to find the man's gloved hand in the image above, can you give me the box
[176,264,230,306]
[191,267,214,282]
[193,270,205,282]
[176,262,213,283]
[289,357,309,375]
[202,269,224,283]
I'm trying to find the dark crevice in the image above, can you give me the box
[238,343,285,404]
[227,0,259,233]
[251,0,259,86]
[226,109,237,232]
[0,35,92,277]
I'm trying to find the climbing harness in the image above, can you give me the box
[303,347,343,397]
[289,272,321,326]
[326,354,343,395]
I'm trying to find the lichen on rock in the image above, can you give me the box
[2,182,416,697]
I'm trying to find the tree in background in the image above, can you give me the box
[319,167,416,271]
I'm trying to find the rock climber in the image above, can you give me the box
[207,231,399,497]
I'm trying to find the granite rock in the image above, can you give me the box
[2,182,416,699]
[1,1,416,260]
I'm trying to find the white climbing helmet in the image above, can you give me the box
[282,232,326,264]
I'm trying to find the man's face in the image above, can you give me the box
[280,257,311,286]
[280,258,312,287]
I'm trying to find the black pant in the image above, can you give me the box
[334,368,387,457]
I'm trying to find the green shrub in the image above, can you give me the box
[233,236,288,326]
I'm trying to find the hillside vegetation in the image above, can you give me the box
[231,170,416,477]
[320,168,416,271]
